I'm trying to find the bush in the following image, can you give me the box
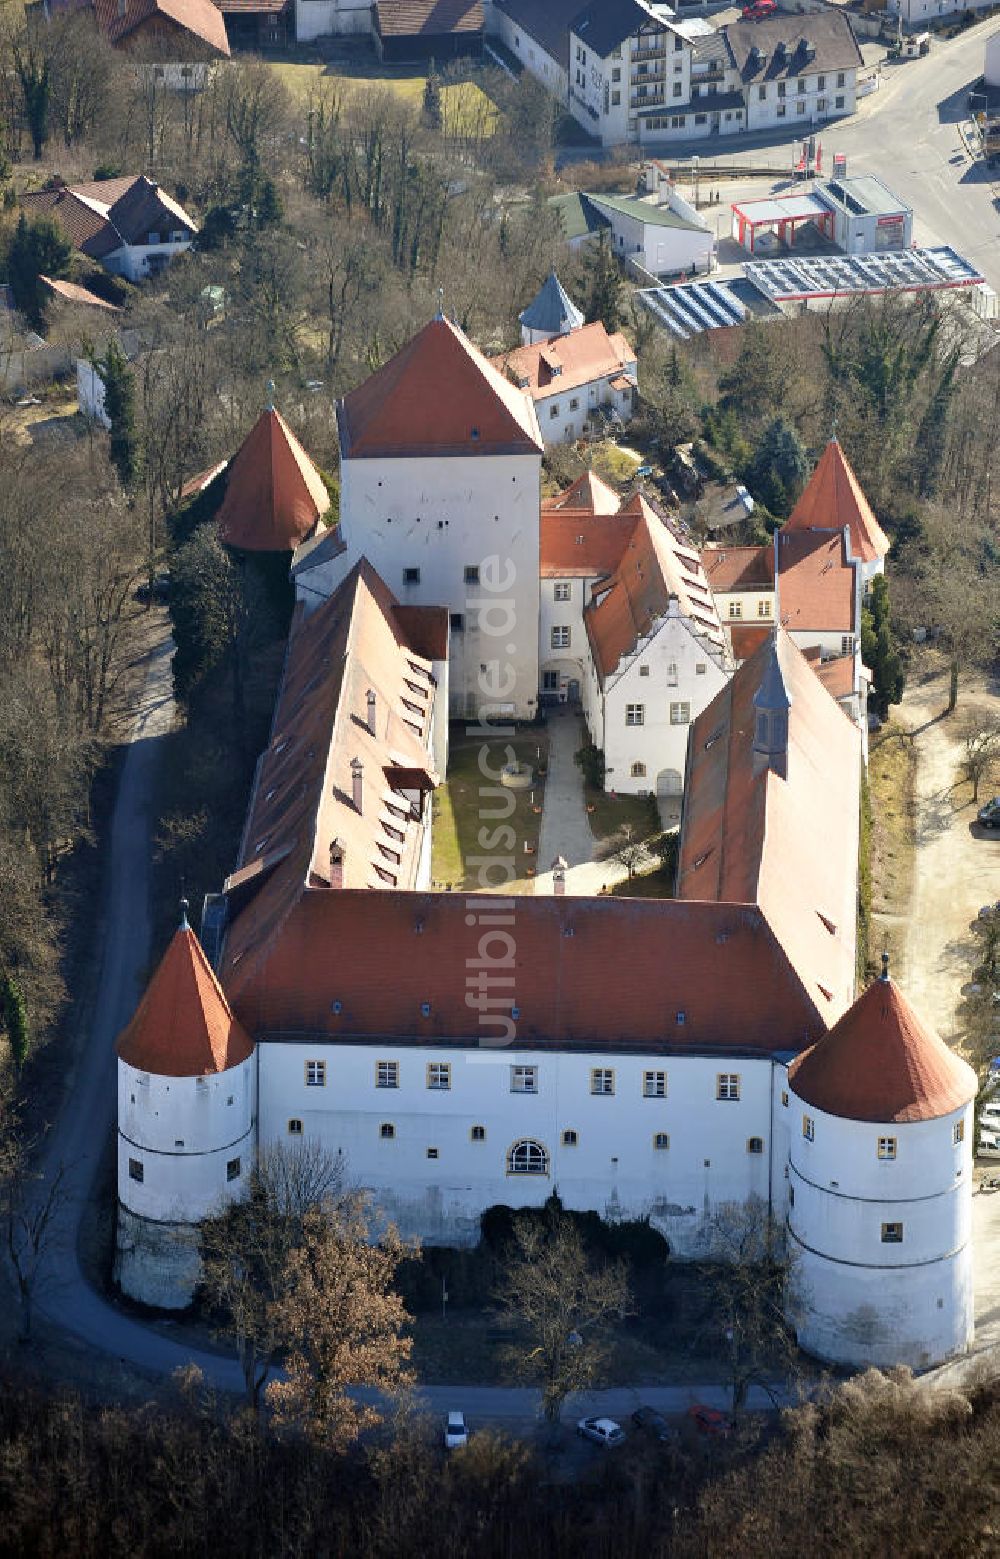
[574,741,606,789]
[481,1196,669,1268]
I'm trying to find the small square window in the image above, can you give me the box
[639,664,650,677]
[877,1136,897,1160]
[403,567,420,585]
[625,704,644,727]
[227,1157,241,1182]
[562,1129,578,1147]
[551,626,571,649]
[729,600,743,620]
[427,1062,451,1091]
[305,1060,326,1087]
[128,1157,144,1183]
[881,1222,903,1244]
[542,670,560,691]
[554,582,571,602]
[803,1115,815,1142]
[464,565,480,585]
[653,1132,670,1151]
[288,1118,303,1136]
[470,1125,486,1142]
[953,1119,965,1145]
[450,613,465,632]
[747,1137,765,1155]
[643,1070,667,1098]
[427,1147,439,1160]
[758,600,772,618]
[380,1122,396,1139]
[570,397,580,410]
[717,1074,740,1101]
[511,1065,537,1093]
[377,1060,399,1089]
[549,404,560,419]
[669,702,691,725]
[591,1068,615,1096]
[696,662,707,675]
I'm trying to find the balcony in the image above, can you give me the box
[632,43,666,62]
[631,88,665,108]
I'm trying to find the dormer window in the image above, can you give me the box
[147,231,160,245]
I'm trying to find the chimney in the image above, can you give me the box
[351,757,364,813]
[329,838,345,890]
[366,688,376,734]
[552,856,568,896]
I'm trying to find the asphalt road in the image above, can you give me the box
[634,19,1000,293]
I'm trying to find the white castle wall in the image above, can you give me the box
[786,1090,974,1368]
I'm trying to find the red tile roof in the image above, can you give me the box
[216,406,331,553]
[374,0,482,36]
[701,543,774,593]
[776,529,857,635]
[224,890,824,1053]
[117,924,253,1076]
[781,438,889,564]
[677,631,861,1024]
[22,174,197,260]
[815,654,856,701]
[21,187,117,259]
[40,275,120,311]
[94,0,230,54]
[542,469,621,515]
[540,508,638,578]
[789,973,976,1122]
[338,316,542,459]
[729,624,772,662]
[221,562,444,986]
[585,494,725,683]
[492,321,636,403]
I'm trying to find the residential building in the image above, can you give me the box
[491,318,638,444]
[700,543,775,662]
[92,0,230,57]
[373,0,483,60]
[550,187,714,276]
[21,175,198,282]
[519,271,585,345]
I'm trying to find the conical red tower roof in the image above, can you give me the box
[788,968,975,1123]
[216,405,330,552]
[117,920,254,1077]
[781,439,889,564]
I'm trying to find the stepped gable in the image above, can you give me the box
[519,270,585,337]
[781,438,889,563]
[117,918,253,1077]
[216,402,331,552]
[584,494,725,682]
[338,315,542,459]
[677,631,861,1024]
[789,967,977,1122]
[542,469,620,514]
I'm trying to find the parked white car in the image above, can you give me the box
[444,1411,469,1449]
[577,1416,625,1447]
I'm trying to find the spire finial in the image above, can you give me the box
[179,898,191,932]
[830,413,838,445]
[880,950,890,983]
[435,287,445,321]
[265,378,275,412]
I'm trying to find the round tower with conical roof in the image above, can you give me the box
[114,905,256,1309]
[786,958,977,1369]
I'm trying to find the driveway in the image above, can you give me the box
[534,710,630,896]
[894,667,1000,1042]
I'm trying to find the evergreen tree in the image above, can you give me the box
[2,973,29,1076]
[422,64,443,131]
[96,339,141,492]
[583,232,624,334]
[6,213,73,330]
[861,574,904,718]
[744,417,809,518]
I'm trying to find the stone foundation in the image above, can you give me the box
[114,1203,202,1310]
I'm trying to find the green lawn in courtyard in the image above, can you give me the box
[432,728,549,892]
[270,61,499,136]
[584,784,659,842]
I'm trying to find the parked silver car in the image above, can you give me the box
[577,1416,625,1447]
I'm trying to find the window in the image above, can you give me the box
[551,626,571,649]
[877,1137,897,1160]
[631,761,647,778]
[729,600,743,619]
[758,85,767,101]
[612,91,621,106]
[694,113,706,125]
[549,404,560,419]
[747,1137,765,1154]
[637,664,650,678]
[673,82,682,98]
[227,1157,241,1182]
[288,1118,303,1136]
[758,599,772,618]
[835,95,844,109]
[776,103,786,118]
[797,77,806,93]
[717,1074,740,1101]
[464,565,480,585]
[881,1222,903,1244]
[625,704,645,726]
[841,635,854,655]
[653,1132,670,1151]
[554,581,571,602]
[511,1065,538,1093]
[837,72,845,87]
[147,230,161,245]
[954,1119,965,1145]
[542,671,560,692]
[696,662,706,675]
[667,661,678,686]
[377,1060,399,1089]
[380,1122,396,1140]
[796,101,806,115]
[612,66,621,81]
[562,1129,578,1147]
[781,1090,789,1107]
[403,567,420,585]
[471,1125,486,1142]
[802,1115,815,1141]
[128,1158,144,1183]
[817,74,826,90]
[643,1070,667,1098]
[591,1068,615,1096]
[789,1184,795,1207]
[817,98,827,113]
[305,1060,326,1087]
[450,612,465,632]
[508,1139,549,1175]
[669,703,691,725]
[427,1062,451,1090]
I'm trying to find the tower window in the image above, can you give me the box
[643,1071,666,1098]
[881,1222,903,1244]
[747,1137,765,1154]
[464,565,480,585]
[653,1133,670,1151]
[590,1068,615,1096]
[470,1125,486,1142]
[802,1115,815,1142]
[288,1118,303,1136]
[426,1147,439,1160]
[427,1063,451,1090]
[128,1158,144,1183]
[507,1139,549,1174]
[227,1157,241,1182]
[953,1120,965,1145]
[305,1060,326,1087]
[877,1137,897,1160]
[381,1122,396,1139]
[562,1129,578,1147]
[377,1060,399,1089]
[716,1074,740,1101]
[403,567,420,585]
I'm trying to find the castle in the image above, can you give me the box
[113,303,976,1373]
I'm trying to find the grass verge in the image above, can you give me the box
[867,719,916,978]
[431,729,549,892]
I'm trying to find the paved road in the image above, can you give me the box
[534,709,633,895]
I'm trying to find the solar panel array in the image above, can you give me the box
[637,280,748,340]
[744,246,984,302]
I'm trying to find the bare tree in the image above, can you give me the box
[962,714,1000,805]
[614,822,650,880]
[0,1104,68,1341]
[494,1206,631,1423]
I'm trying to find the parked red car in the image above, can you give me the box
[688,1403,733,1438]
[742,0,777,19]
